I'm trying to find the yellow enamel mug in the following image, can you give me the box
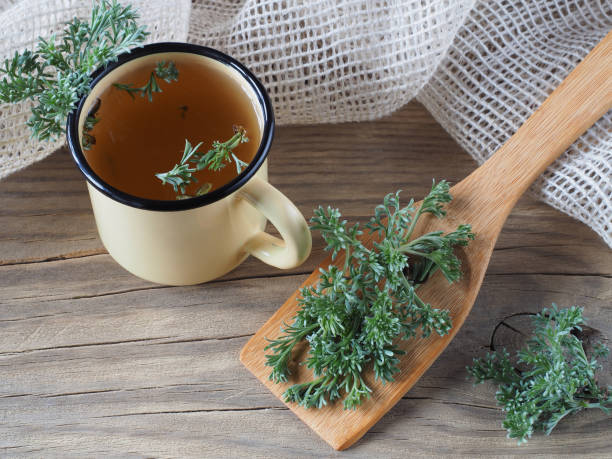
[67,43,311,285]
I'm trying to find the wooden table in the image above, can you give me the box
[1,102,610,457]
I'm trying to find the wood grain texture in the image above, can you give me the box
[240,33,612,450]
[0,101,610,457]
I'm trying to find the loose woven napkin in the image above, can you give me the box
[1,0,610,246]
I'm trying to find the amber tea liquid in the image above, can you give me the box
[84,54,262,200]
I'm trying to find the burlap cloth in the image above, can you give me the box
[1,1,610,246]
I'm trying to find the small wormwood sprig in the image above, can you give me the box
[0,0,148,140]
[81,115,100,150]
[156,125,249,198]
[265,180,475,410]
[113,60,178,101]
[468,305,611,444]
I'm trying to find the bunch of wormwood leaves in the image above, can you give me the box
[266,180,475,409]
[0,0,148,140]
[468,305,611,444]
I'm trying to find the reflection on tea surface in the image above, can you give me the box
[84,54,261,200]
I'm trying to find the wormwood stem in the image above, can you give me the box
[113,60,178,101]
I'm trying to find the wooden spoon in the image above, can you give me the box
[240,31,612,450]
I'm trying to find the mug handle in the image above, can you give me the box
[238,176,312,269]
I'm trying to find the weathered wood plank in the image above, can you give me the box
[0,274,609,456]
[0,102,610,456]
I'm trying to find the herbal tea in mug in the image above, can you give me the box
[0,3,311,285]
[83,53,262,200]
[66,44,311,285]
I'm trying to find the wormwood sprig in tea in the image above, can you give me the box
[111,60,250,199]
[81,115,100,150]
[0,0,147,140]
[113,62,249,199]
[156,125,249,198]
[114,60,178,101]
[468,305,611,444]
[265,180,475,409]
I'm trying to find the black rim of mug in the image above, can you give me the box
[66,42,275,211]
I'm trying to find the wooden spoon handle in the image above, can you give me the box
[461,30,611,213]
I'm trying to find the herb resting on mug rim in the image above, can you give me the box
[0,0,251,200]
[0,0,148,141]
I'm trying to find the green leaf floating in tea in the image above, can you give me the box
[113,60,250,200]
[156,125,249,199]
[265,180,475,409]
[113,60,179,102]
[81,115,100,150]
